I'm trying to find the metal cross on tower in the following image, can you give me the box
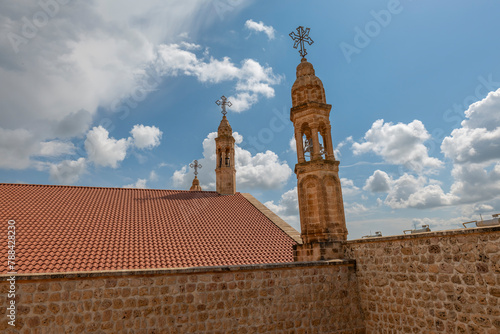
[189,160,202,176]
[215,95,232,116]
[289,26,314,58]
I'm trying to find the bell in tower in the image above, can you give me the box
[215,96,236,195]
[289,26,348,261]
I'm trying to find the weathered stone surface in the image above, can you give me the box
[0,261,365,333]
[346,227,500,333]
[291,58,348,252]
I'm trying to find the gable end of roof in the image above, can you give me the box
[240,193,302,244]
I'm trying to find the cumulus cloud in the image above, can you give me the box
[236,149,292,189]
[0,1,250,175]
[438,88,500,205]
[149,170,158,182]
[84,126,130,168]
[366,165,499,210]
[245,19,275,40]
[442,89,500,165]
[84,124,162,168]
[344,202,369,216]
[411,217,469,233]
[123,167,161,189]
[172,131,292,191]
[0,128,40,169]
[156,43,282,112]
[352,119,442,173]
[172,166,191,189]
[130,125,162,149]
[289,137,296,152]
[123,178,148,189]
[264,187,299,230]
[363,170,391,193]
[383,173,456,209]
[461,202,498,217]
[0,129,77,169]
[49,158,86,184]
[334,136,353,158]
[361,89,500,210]
[39,141,75,157]
[449,164,500,204]
[341,178,360,196]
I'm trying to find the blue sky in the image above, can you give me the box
[2,0,500,239]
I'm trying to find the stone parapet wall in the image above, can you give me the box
[346,226,500,334]
[0,261,366,334]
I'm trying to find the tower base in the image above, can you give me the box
[293,241,345,262]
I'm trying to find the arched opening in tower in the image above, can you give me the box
[318,131,326,159]
[303,133,312,162]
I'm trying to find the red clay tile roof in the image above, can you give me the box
[0,183,298,274]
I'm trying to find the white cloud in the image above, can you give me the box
[156,43,282,112]
[360,89,500,210]
[172,131,292,191]
[384,174,425,209]
[341,178,360,196]
[149,170,158,182]
[49,158,86,184]
[236,149,292,189]
[172,166,191,189]
[366,165,499,210]
[381,173,456,209]
[0,1,231,173]
[411,216,469,233]
[130,124,162,149]
[39,141,75,157]
[123,178,148,189]
[264,187,299,230]
[438,88,500,205]
[344,202,369,216]
[442,89,500,165]
[289,137,296,152]
[84,126,130,168]
[449,163,500,204]
[363,170,391,193]
[460,202,498,217]
[352,119,442,173]
[84,124,162,168]
[245,19,275,40]
[0,128,39,169]
[334,136,353,158]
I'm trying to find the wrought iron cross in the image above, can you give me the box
[289,26,314,58]
[189,160,202,176]
[215,95,232,116]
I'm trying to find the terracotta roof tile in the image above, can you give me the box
[0,183,298,274]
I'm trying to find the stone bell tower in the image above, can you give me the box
[289,27,348,261]
[215,96,236,195]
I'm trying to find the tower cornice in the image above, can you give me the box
[290,102,332,123]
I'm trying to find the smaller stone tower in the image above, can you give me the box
[189,160,203,191]
[289,27,348,261]
[215,96,236,195]
[189,177,202,191]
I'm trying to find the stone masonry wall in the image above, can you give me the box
[0,261,366,334]
[346,226,500,334]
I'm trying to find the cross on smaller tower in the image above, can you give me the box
[189,160,202,176]
[215,95,232,116]
[289,26,314,58]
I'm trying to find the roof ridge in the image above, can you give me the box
[240,193,302,244]
[0,183,218,193]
